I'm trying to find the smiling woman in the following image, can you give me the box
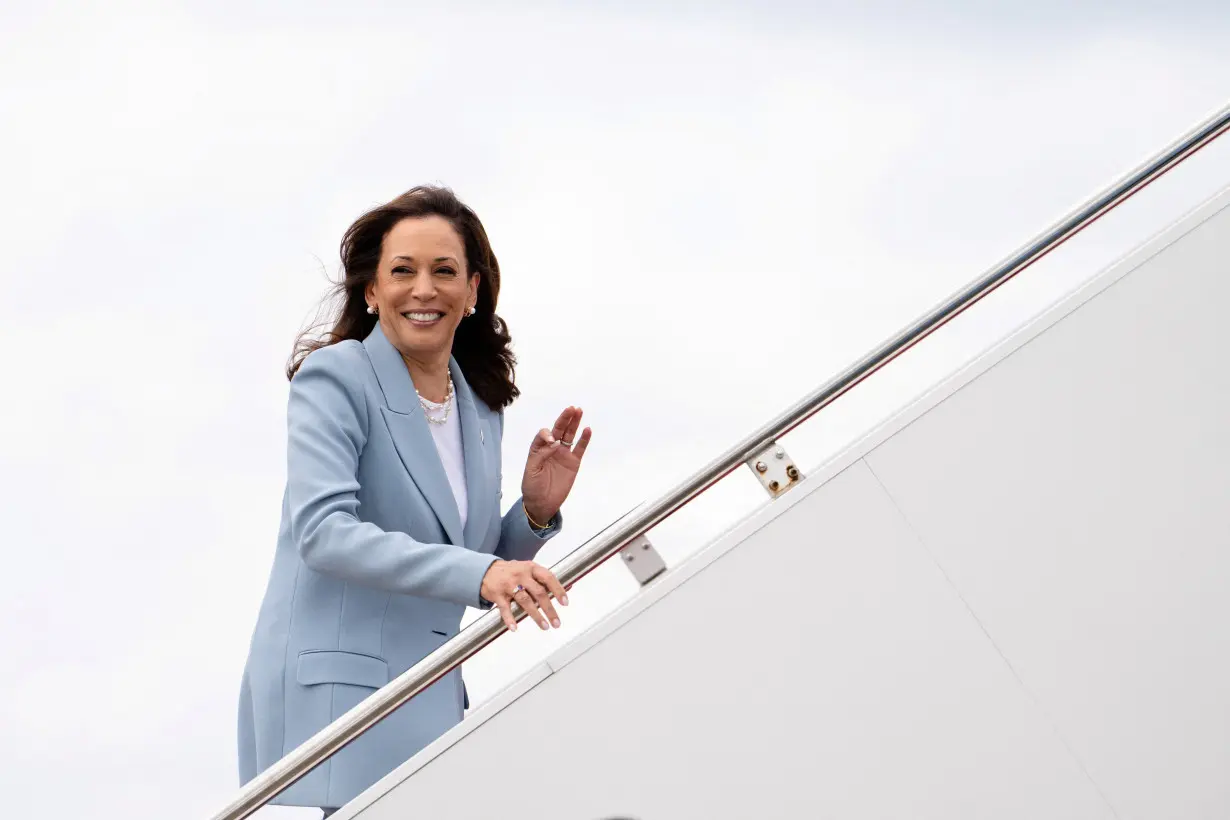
[240,186,592,816]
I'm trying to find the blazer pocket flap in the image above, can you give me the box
[297,650,389,689]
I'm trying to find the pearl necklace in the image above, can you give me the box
[418,373,455,425]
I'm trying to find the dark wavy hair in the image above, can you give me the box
[287,185,520,410]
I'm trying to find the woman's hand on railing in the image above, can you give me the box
[480,559,570,632]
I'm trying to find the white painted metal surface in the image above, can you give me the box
[864,200,1230,819]
[334,187,1230,819]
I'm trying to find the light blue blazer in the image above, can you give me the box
[238,323,560,809]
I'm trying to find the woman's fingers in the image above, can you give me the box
[572,427,592,461]
[490,561,570,634]
[531,564,569,606]
[562,407,583,446]
[531,408,590,459]
[495,594,518,632]
[512,588,549,630]
[529,427,557,457]
[550,407,574,442]
[522,576,560,629]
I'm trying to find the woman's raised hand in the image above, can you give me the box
[521,406,592,525]
[480,559,569,632]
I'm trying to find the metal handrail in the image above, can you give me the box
[212,100,1230,820]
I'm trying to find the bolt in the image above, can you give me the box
[755,461,768,473]
[768,480,780,492]
[642,543,650,550]
[786,465,800,480]
[775,447,785,459]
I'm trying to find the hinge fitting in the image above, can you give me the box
[619,535,667,586]
[746,442,803,498]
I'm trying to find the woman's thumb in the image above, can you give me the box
[530,427,557,454]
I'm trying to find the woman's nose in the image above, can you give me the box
[410,271,436,299]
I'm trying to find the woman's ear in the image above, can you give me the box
[468,272,482,311]
[364,281,377,310]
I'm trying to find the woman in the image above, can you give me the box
[237,186,591,816]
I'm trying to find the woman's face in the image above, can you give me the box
[367,215,479,363]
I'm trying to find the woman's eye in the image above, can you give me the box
[392,266,412,276]
[435,267,457,277]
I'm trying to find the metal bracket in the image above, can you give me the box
[619,535,667,587]
[745,441,803,498]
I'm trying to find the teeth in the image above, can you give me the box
[403,312,443,321]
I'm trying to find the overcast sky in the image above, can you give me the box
[1,2,1228,818]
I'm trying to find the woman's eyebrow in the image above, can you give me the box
[391,255,458,264]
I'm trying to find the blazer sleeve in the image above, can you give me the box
[492,409,562,564]
[285,347,498,608]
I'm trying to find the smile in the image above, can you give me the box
[401,311,445,325]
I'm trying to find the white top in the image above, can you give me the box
[423,394,468,531]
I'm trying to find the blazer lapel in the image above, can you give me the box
[363,324,465,547]
[451,359,493,550]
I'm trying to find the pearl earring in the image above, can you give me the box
[367,305,377,315]
[466,306,476,317]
